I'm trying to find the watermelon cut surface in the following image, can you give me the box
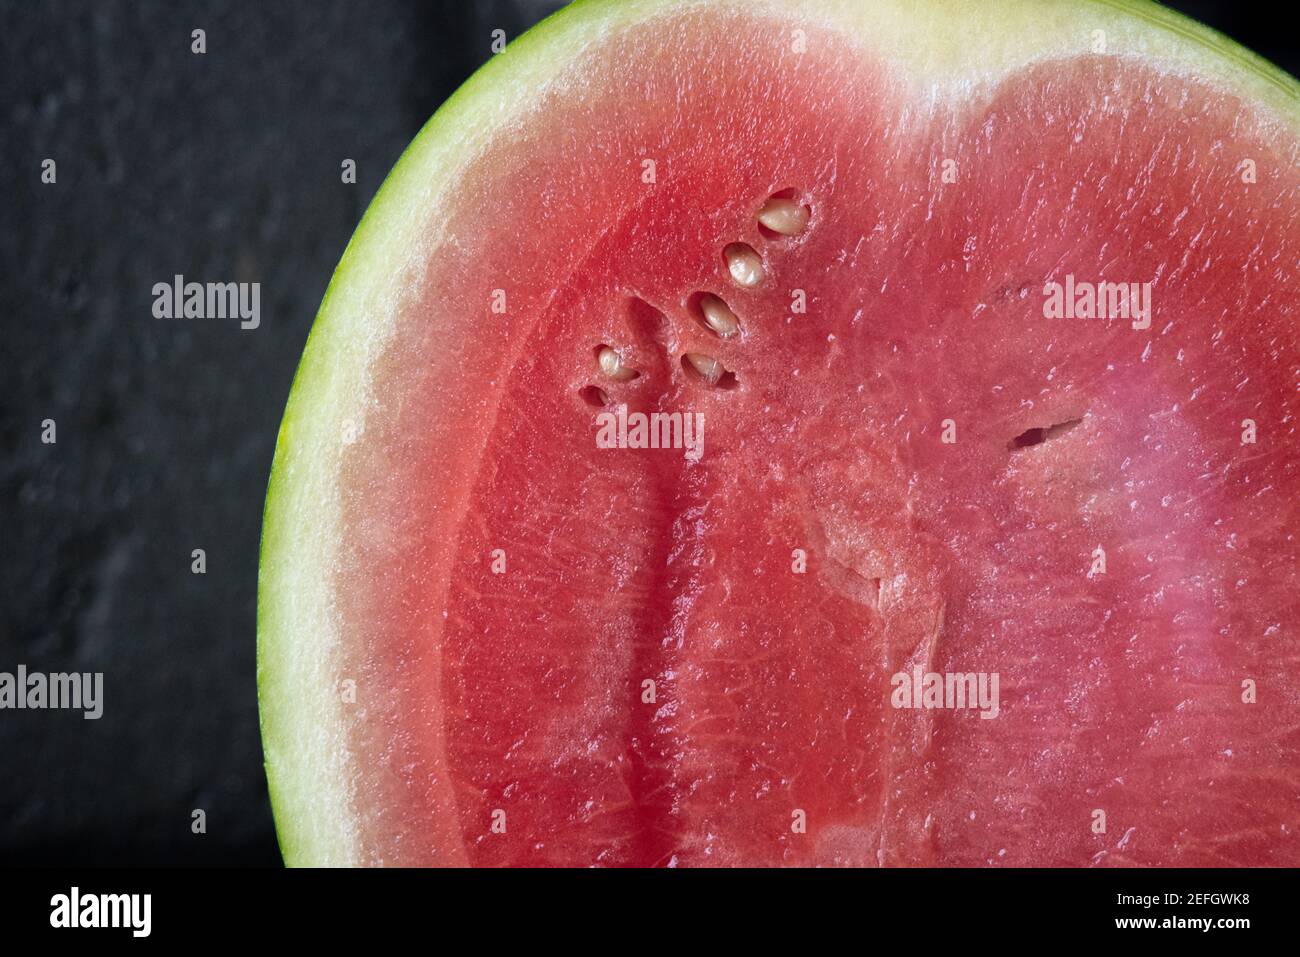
[259,0,1300,867]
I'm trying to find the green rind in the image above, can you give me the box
[257,0,1300,866]
[1097,0,1300,101]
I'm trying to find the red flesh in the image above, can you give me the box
[336,12,1300,866]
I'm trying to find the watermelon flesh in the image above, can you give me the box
[263,2,1300,867]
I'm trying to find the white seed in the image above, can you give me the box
[698,294,740,338]
[684,352,722,385]
[596,345,636,381]
[757,197,810,235]
[724,243,764,287]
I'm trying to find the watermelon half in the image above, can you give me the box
[258,0,1300,867]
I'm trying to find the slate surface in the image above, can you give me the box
[0,1,1292,865]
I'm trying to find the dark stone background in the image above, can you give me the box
[0,2,1293,866]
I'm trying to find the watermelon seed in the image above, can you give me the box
[724,243,764,287]
[757,195,810,236]
[579,385,609,408]
[696,293,741,338]
[595,344,638,381]
[1008,417,1083,450]
[682,352,738,389]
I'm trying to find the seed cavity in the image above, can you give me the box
[579,385,609,408]
[682,353,738,389]
[1009,417,1083,450]
[595,344,638,381]
[695,293,740,339]
[723,243,764,287]
[627,297,667,338]
[757,194,810,237]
